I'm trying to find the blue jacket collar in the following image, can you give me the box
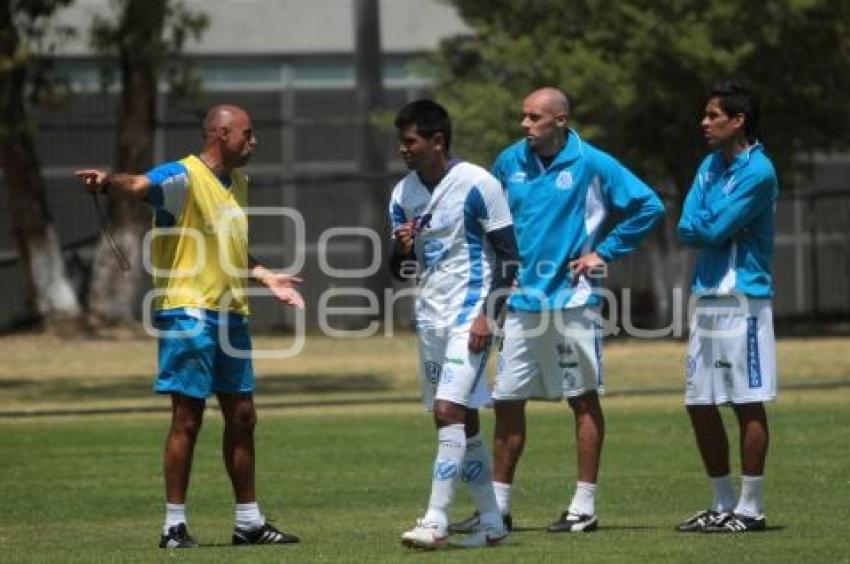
[714,141,763,173]
[521,128,584,170]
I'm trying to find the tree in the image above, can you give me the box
[354,0,391,318]
[0,0,81,331]
[432,0,850,323]
[85,0,206,331]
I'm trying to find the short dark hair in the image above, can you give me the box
[709,80,760,141]
[394,99,452,152]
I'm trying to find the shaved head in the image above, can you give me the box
[199,103,256,170]
[524,87,570,116]
[521,87,571,157]
[203,104,249,138]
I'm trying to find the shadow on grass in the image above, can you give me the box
[195,543,301,548]
[0,372,391,402]
[597,525,667,531]
[507,525,664,533]
[510,523,784,533]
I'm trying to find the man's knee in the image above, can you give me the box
[172,417,203,440]
[171,396,205,438]
[433,401,466,427]
[567,391,602,416]
[732,402,770,439]
[226,400,257,432]
[494,399,526,422]
[494,400,526,441]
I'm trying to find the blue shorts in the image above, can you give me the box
[154,308,254,399]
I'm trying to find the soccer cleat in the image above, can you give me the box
[707,513,766,533]
[401,518,449,549]
[448,511,513,534]
[675,509,731,532]
[159,523,198,548]
[449,520,508,548]
[232,521,300,545]
[546,511,598,533]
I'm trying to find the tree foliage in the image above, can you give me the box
[0,0,75,138]
[83,0,207,329]
[433,0,850,193]
[89,0,208,100]
[0,0,81,330]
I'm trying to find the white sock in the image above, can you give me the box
[163,503,186,534]
[493,482,512,516]
[734,475,764,517]
[710,474,737,513]
[461,433,501,524]
[235,501,265,530]
[423,423,465,530]
[567,481,597,516]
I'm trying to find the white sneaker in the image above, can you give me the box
[401,518,449,549]
[450,519,508,548]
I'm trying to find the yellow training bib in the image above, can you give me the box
[151,155,251,315]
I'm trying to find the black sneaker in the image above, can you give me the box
[547,511,598,533]
[159,523,198,548]
[675,509,731,532]
[448,511,513,534]
[232,521,300,545]
[707,513,766,533]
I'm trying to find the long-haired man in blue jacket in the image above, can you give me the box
[676,80,778,534]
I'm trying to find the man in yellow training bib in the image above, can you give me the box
[75,104,304,549]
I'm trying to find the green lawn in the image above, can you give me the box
[2,334,849,412]
[1,390,848,563]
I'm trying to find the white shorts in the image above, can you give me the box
[417,326,492,411]
[686,297,777,405]
[493,307,604,401]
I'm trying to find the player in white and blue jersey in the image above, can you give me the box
[452,87,664,535]
[388,100,519,549]
[675,80,778,534]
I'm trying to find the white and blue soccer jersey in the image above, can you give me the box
[677,143,778,298]
[389,161,513,330]
[492,130,665,312]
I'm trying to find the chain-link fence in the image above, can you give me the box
[1,82,848,331]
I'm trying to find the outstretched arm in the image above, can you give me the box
[249,255,305,309]
[74,169,151,199]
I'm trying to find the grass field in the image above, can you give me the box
[1,335,849,562]
[2,333,850,411]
